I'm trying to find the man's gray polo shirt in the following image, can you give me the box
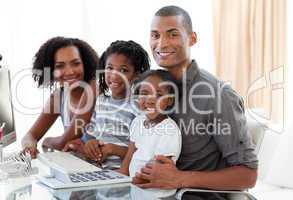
[172,60,258,171]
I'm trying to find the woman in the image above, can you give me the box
[21,36,98,158]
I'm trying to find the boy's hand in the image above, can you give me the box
[84,139,102,161]
[62,138,85,154]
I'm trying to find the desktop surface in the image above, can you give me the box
[0,152,166,200]
[2,179,164,200]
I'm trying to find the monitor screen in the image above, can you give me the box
[0,68,16,147]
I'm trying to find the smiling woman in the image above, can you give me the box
[21,37,99,157]
[53,46,85,86]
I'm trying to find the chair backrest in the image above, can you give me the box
[246,111,266,155]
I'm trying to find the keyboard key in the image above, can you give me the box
[70,177,81,183]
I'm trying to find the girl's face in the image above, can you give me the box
[105,53,137,99]
[53,46,84,86]
[138,75,174,121]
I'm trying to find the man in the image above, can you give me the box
[133,5,258,200]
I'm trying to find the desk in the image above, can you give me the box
[0,160,173,200]
[2,180,150,200]
[1,180,172,200]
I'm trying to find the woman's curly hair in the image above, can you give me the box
[32,36,99,88]
[98,40,150,95]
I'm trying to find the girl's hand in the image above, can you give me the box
[84,139,102,161]
[100,142,114,162]
[115,168,128,176]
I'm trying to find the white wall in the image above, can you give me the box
[262,0,293,189]
[0,0,215,146]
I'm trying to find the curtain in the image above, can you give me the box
[213,0,286,127]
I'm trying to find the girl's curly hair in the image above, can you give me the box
[98,40,150,95]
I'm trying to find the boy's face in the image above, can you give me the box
[105,53,137,99]
[138,75,174,120]
[150,15,196,70]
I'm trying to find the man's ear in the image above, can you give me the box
[189,32,197,46]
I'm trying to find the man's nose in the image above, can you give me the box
[157,36,169,49]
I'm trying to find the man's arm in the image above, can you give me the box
[178,164,257,190]
[135,155,257,190]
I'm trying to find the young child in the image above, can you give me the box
[64,40,150,169]
[120,70,182,198]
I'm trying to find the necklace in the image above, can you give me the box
[143,119,157,129]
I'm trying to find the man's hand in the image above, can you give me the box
[84,139,102,161]
[134,155,182,189]
[42,136,64,150]
[62,138,85,154]
[132,176,150,185]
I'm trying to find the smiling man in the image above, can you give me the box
[133,5,258,200]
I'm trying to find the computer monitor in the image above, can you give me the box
[0,67,16,147]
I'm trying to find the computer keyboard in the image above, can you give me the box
[69,170,125,183]
[38,151,99,173]
[37,151,131,189]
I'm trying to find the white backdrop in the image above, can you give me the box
[1,0,293,192]
[0,0,215,146]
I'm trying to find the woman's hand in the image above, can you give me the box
[21,134,39,159]
[42,136,65,150]
[84,139,103,161]
[23,146,39,159]
[62,138,85,154]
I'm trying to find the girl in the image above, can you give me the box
[119,70,182,198]
[65,40,150,169]
[21,37,99,157]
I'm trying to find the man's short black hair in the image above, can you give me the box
[155,5,193,34]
